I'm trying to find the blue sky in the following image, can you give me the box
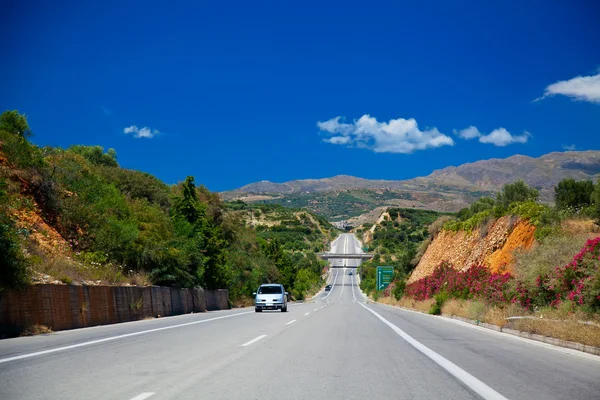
[2,1,599,191]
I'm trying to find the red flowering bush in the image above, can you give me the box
[405,262,512,305]
[404,237,600,312]
[545,236,600,311]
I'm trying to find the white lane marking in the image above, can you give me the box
[304,312,310,316]
[322,269,338,301]
[130,393,155,400]
[0,311,253,365]
[336,235,349,301]
[241,334,267,347]
[351,269,357,303]
[359,303,508,400]
[286,320,296,325]
[313,308,318,312]
[338,268,346,300]
[375,302,600,362]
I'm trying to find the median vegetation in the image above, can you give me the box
[0,110,331,303]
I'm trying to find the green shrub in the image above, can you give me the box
[444,209,493,232]
[429,291,448,315]
[68,145,118,168]
[496,180,539,208]
[513,233,591,305]
[60,276,73,285]
[554,178,594,210]
[393,280,406,300]
[0,179,29,291]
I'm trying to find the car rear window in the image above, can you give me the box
[258,286,282,294]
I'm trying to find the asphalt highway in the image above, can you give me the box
[1,233,599,400]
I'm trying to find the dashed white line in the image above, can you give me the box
[241,334,267,347]
[304,312,310,316]
[313,308,318,312]
[359,303,508,400]
[130,393,155,400]
[286,320,296,325]
[0,311,253,364]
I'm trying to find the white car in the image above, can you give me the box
[254,284,288,312]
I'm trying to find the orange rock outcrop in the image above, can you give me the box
[408,216,536,283]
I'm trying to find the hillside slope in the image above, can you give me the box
[222,151,600,219]
[0,110,332,302]
[408,216,536,283]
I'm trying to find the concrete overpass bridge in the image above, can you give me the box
[321,233,373,268]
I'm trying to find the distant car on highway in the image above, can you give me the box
[348,271,353,275]
[325,284,332,291]
[254,284,288,312]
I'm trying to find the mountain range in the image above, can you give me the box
[221,151,600,221]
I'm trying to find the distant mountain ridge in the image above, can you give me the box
[222,150,600,219]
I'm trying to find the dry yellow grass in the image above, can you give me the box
[20,324,53,336]
[561,218,600,236]
[378,296,435,313]
[510,318,600,348]
[232,296,255,308]
[378,293,600,348]
[441,299,470,319]
[29,243,151,286]
[431,298,600,347]
[484,306,511,327]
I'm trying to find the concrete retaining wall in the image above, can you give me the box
[0,285,229,337]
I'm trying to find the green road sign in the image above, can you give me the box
[376,266,394,290]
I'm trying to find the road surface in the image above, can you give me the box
[1,233,599,399]
[328,232,363,269]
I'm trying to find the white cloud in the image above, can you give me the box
[453,126,481,140]
[479,128,529,146]
[562,144,576,151]
[537,72,600,104]
[324,136,351,145]
[317,115,454,154]
[123,125,159,139]
[453,125,530,146]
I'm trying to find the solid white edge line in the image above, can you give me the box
[321,269,338,301]
[351,266,358,302]
[374,302,600,362]
[286,320,296,325]
[241,334,267,347]
[359,303,508,400]
[129,393,155,400]
[0,311,253,364]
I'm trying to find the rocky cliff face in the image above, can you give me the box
[408,216,536,283]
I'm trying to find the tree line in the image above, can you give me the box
[0,110,328,301]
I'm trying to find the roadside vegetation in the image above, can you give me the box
[374,178,600,346]
[256,189,415,221]
[357,208,446,296]
[0,110,332,303]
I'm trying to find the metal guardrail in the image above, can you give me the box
[506,316,600,328]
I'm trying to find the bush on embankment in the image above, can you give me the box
[404,236,600,314]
